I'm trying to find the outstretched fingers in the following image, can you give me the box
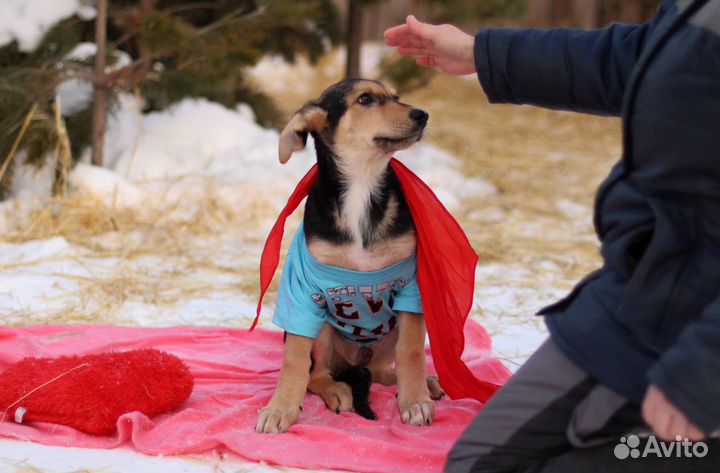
[385,15,435,49]
[384,24,409,46]
[406,15,432,42]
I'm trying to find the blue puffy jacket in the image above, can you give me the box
[474,0,720,434]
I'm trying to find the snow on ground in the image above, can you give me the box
[0,439,324,473]
[0,89,557,472]
[248,43,392,96]
[58,42,133,116]
[0,0,94,52]
[0,33,574,470]
[0,93,521,331]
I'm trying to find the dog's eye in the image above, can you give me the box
[357,93,374,106]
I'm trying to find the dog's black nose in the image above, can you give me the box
[409,108,429,125]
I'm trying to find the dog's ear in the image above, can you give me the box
[279,104,327,164]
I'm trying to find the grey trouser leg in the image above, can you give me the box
[445,338,719,473]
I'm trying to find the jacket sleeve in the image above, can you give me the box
[648,299,720,435]
[474,3,668,116]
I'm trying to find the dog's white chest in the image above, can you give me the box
[308,232,416,272]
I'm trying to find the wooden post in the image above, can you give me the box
[345,0,363,79]
[619,0,645,23]
[91,0,108,167]
[572,0,602,28]
[526,0,554,27]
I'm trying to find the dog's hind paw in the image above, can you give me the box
[427,376,445,400]
[321,380,355,414]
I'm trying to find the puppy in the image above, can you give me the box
[256,79,444,434]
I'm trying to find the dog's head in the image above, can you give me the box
[279,79,428,164]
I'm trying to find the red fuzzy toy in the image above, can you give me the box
[0,349,193,436]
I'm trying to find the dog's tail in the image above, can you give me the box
[333,366,377,420]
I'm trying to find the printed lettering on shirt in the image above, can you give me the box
[327,285,356,296]
[359,285,384,314]
[311,293,327,307]
[333,299,360,319]
[377,282,389,296]
[311,278,415,342]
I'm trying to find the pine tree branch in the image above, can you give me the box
[163,2,223,15]
[105,56,152,84]
[196,5,267,37]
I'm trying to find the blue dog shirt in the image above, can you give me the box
[273,224,423,344]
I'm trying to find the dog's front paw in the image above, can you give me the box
[255,403,300,434]
[398,394,435,426]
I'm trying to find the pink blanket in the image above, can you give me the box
[0,323,510,473]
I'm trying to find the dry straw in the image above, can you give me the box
[0,175,267,326]
[1,62,620,328]
[0,103,38,184]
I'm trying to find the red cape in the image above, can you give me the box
[254,158,500,402]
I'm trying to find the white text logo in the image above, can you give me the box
[614,435,708,460]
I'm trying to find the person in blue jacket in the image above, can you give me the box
[386,1,720,471]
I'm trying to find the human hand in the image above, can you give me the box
[384,15,475,76]
[642,385,705,441]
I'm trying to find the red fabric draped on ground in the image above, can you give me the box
[0,323,509,473]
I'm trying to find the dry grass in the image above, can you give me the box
[0,179,265,325]
[0,51,622,327]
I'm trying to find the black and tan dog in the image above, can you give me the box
[256,79,444,434]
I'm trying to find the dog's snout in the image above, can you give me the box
[409,109,429,126]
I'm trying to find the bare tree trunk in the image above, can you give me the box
[91,0,108,167]
[619,0,645,23]
[346,0,363,79]
[526,0,554,27]
[554,0,573,21]
[572,0,602,28]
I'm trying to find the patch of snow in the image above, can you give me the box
[555,198,588,218]
[0,49,543,473]
[65,94,487,217]
[58,77,94,116]
[249,55,319,96]
[0,0,81,52]
[0,236,71,265]
[358,42,394,77]
[474,264,558,370]
[8,152,56,200]
[118,293,257,327]
[76,5,96,21]
[59,42,133,116]
[69,163,155,210]
[248,42,393,95]
[0,440,296,473]
[396,144,497,209]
